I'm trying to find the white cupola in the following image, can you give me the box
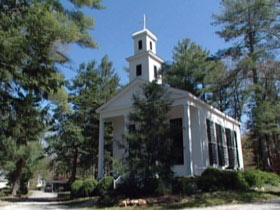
[126,15,164,84]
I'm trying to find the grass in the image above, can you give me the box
[1,186,279,209]
[165,190,279,209]
[57,186,280,209]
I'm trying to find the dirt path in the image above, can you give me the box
[0,201,68,210]
[0,191,68,210]
[29,190,58,199]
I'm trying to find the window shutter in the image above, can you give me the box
[234,131,240,168]
[226,128,236,168]
[207,119,218,165]
[221,128,228,166]
[215,124,227,167]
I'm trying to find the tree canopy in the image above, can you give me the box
[46,55,119,185]
[0,0,103,195]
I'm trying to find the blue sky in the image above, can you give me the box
[63,0,229,84]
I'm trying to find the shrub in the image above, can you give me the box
[196,168,249,192]
[243,170,264,187]
[172,177,196,195]
[81,179,98,197]
[71,180,84,198]
[243,170,280,187]
[143,178,171,196]
[196,168,222,191]
[0,188,11,197]
[116,177,171,197]
[115,178,139,197]
[261,171,280,186]
[97,176,114,196]
[217,170,249,191]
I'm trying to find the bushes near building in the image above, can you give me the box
[71,178,98,198]
[243,170,280,187]
[96,176,114,196]
[71,180,84,198]
[196,168,249,191]
[173,168,280,195]
[71,176,114,198]
[70,169,280,200]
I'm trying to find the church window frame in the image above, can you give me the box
[136,64,142,76]
[170,118,184,165]
[150,41,153,50]
[138,40,142,50]
[154,65,158,79]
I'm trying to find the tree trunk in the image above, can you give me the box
[265,134,273,171]
[68,148,78,186]
[11,159,24,196]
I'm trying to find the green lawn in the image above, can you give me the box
[59,186,280,209]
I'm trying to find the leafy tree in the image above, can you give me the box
[0,0,103,195]
[124,81,174,194]
[46,56,119,184]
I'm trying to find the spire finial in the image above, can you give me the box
[143,14,146,29]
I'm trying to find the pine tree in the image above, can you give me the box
[248,60,280,171]
[124,81,174,194]
[213,0,280,171]
[46,56,119,183]
[163,39,213,99]
[0,0,103,195]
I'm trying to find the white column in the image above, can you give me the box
[123,114,129,157]
[124,114,129,135]
[183,103,194,176]
[97,117,105,179]
[236,125,244,170]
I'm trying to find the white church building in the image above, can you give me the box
[96,25,243,179]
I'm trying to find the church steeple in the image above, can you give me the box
[143,14,146,30]
[126,17,164,84]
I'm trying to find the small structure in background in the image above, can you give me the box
[44,180,68,192]
[0,171,8,189]
[27,175,46,190]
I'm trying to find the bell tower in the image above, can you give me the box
[126,15,164,83]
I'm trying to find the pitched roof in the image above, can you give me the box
[96,78,241,126]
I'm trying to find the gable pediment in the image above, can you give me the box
[96,79,147,113]
[96,79,190,114]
